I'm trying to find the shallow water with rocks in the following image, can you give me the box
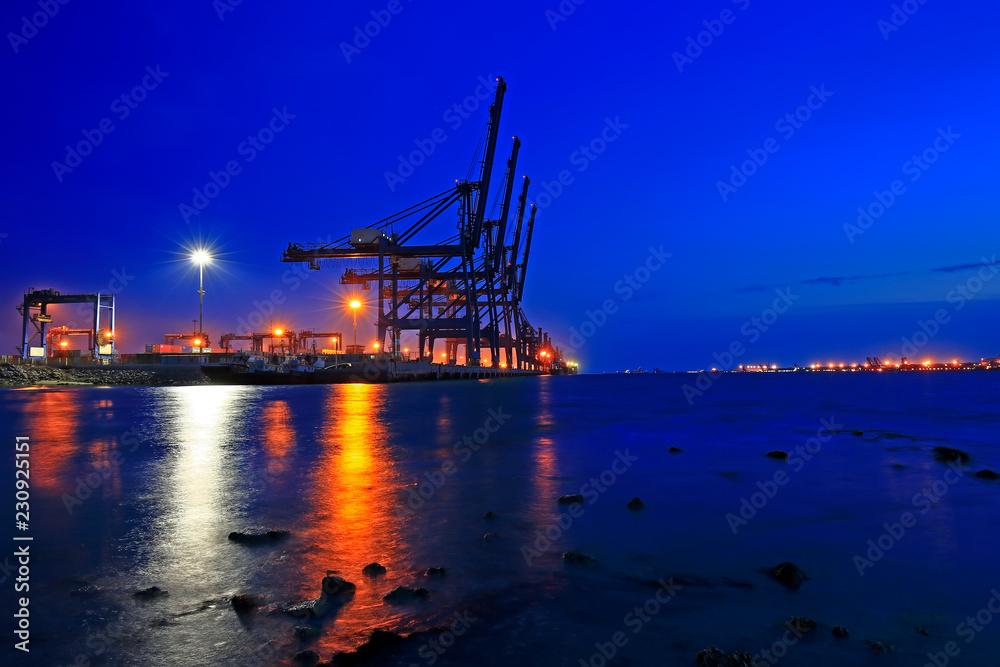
[1,373,999,666]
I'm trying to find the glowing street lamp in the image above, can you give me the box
[350,299,361,352]
[190,249,212,341]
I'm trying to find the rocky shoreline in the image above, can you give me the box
[0,362,209,388]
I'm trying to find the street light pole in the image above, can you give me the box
[349,299,361,354]
[198,261,204,339]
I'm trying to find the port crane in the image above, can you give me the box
[280,77,544,369]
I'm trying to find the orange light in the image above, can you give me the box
[331,337,337,343]
[441,353,446,358]
[922,360,931,366]
[373,343,380,349]
[349,300,361,310]
[193,339,202,346]
[60,341,68,347]
[274,329,283,336]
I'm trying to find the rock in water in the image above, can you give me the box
[786,616,817,633]
[558,494,585,504]
[230,594,257,614]
[483,511,496,519]
[933,446,971,464]
[626,497,645,511]
[764,450,789,460]
[293,626,321,641]
[133,586,168,600]
[770,562,806,589]
[331,630,406,666]
[973,469,1000,480]
[866,640,893,653]
[832,625,849,638]
[228,529,291,544]
[362,562,387,576]
[669,446,684,453]
[562,551,598,564]
[424,567,446,577]
[293,650,321,666]
[313,575,356,617]
[695,646,754,666]
[382,586,429,603]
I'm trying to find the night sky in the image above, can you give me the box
[2,0,998,371]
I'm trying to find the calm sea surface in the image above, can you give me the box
[1,373,999,666]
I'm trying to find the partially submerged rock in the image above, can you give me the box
[558,494,585,504]
[483,511,496,519]
[134,586,168,600]
[626,496,645,511]
[695,646,754,666]
[973,469,1000,480]
[765,451,789,460]
[424,567,446,577]
[293,650,321,666]
[293,626,321,641]
[330,629,406,666]
[866,640,894,653]
[228,529,291,544]
[310,575,356,617]
[669,446,684,453]
[787,616,817,634]
[383,586,429,603]
[832,625,849,638]
[362,562,387,576]
[933,446,971,464]
[770,562,806,590]
[562,551,598,565]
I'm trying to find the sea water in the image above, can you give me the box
[1,373,998,666]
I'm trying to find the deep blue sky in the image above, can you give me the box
[2,0,998,371]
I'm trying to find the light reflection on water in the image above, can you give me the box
[295,384,409,650]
